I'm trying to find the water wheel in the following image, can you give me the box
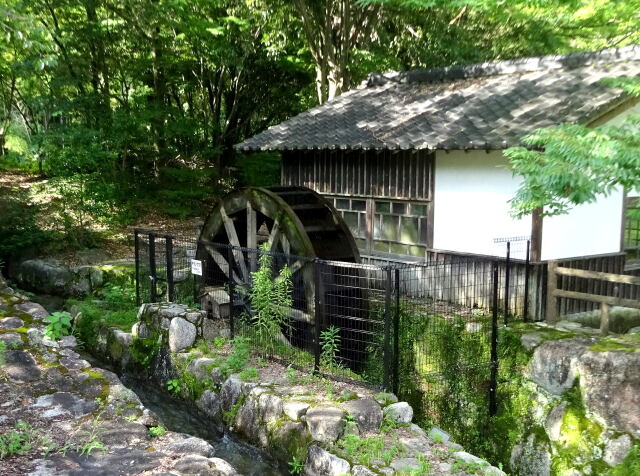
[196,186,367,367]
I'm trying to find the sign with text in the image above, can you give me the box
[191,259,203,276]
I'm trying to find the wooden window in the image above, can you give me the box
[283,149,434,257]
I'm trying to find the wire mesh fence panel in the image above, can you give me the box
[394,261,497,449]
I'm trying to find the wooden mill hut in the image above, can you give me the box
[237,46,640,270]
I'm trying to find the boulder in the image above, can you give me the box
[5,350,41,382]
[578,349,640,435]
[383,402,413,424]
[343,399,383,433]
[196,390,220,420]
[303,445,350,476]
[165,437,216,457]
[168,317,196,352]
[0,317,24,329]
[352,466,377,476]
[603,434,632,467]
[509,432,552,476]
[12,259,103,297]
[188,358,217,381]
[544,402,567,441]
[305,406,346,443]
[520,333,544,351]
[0,332,23,349]
[257,393,284,423]
[283,401,310,421]
[528,338,591,395]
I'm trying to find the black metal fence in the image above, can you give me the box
[134,229,528,425]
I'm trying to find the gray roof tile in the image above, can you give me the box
[237,46,640,151]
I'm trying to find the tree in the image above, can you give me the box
[506,79,640,218]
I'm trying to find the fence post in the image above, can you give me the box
[546,260,559,325]
[600,303,610,336]
[149,233,158,303]
[134,229,141,306]
[523,240,530,322]
[166,236,175,302]
[489,262,499,417]
[504,241,511,325]
[383,267,393,391]
[393,268,400,395]
[313,259,322,376]
[227,246,235,339]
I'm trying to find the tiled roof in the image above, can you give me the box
[236,45,640,151]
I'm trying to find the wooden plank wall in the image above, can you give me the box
[281,149,434,200]
[366,251,629,321]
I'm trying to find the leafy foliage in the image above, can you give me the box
[320,325,342,368]
[246,245,293,344]
[44,312,73,340]
[507,114,640,217]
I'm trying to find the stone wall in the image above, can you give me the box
[508,323,640,475]
[86,302,506,476]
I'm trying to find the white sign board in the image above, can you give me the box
[191,259,203,276]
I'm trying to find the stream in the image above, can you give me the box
[33,295,286,476]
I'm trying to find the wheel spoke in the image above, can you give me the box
[220,205,249,282]
[205,245,242,283]
[267,218,281,251]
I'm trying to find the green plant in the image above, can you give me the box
[284,365,299,385]
[238,367,259,382]
[213,337,226,349]
[148,426,167,438]
[44,311,72,340]
[0,341,6,368]
[78,439,107,457]
[219,337,251,377]
[320,325,341,369]
[247,245,293,344]
[0,420,34,459]
[288,455,305,475]
[167,379,182,395]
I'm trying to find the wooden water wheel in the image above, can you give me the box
[195,187,364,345]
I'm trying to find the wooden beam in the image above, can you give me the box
[552,289,640,309]
[247,203,257,272]
[555,266,640,286]
[546,260,558,324]
[267,219,281,251]
[220,205,248,281]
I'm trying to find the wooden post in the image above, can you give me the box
[600,303,610,336]
[546,260,558,325]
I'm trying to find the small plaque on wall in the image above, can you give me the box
[191,259,203,276]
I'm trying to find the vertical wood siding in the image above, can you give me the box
[282,149,434,200]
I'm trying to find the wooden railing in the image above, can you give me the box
[547,261,640,335]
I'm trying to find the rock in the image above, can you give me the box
[509,432,552,476]
[33,392,99,418]
[58,335,77,348]
[374,392,398,406]
[303,445,350,476]
[12,259,103,297]
[528,338,591,395]
[343,399,383,433]
[352,465,377,476]
[109,330,132,362]
[185,311,203,324]
[14,302,49,319]
[383,402,413,424]
[0,316,24,329]
[234,397,264,445]
[258,393,284,423]
[409,424,427,438]
[520,333,544,351]
[429,426,450,443]
[207,457,241,476]
[544,402,567,441]
[556,320,583,330]
[27,328,44,346]
[166,437,216,457]
[305,406,346,443]
[159,303,188,319]
[168,317,196,352]
[628,326,640,334]
[271,421,310,461]
[5,350,41,382]
[188,358,217,381]
[138,408,159,427]
[131,322,151,339]
[390,458,420,472]
[0,332,23,349]
[603,434,632,466]
[578,349,640,435]
[283,401,310,421]
[202,318,217,340]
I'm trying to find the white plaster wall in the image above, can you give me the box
[540,188,624,260]
[433,150,531,258]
